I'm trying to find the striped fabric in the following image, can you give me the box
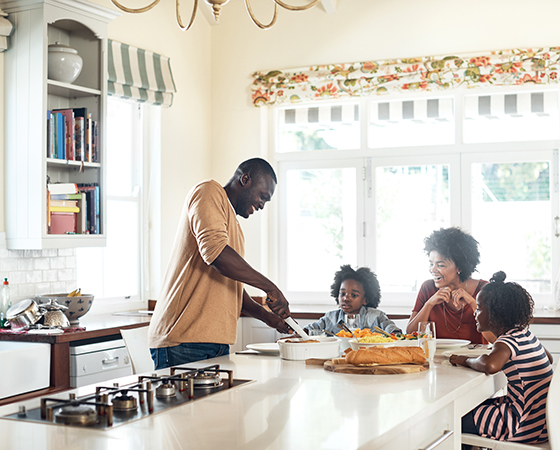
[107,40,176,107]
[473,328,553,444]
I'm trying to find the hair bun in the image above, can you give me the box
[490,271,507,283]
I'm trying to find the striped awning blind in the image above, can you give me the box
[370,98,454,123]
[464,91,558,119]
[107,40,177,107]
[280,104,359,125]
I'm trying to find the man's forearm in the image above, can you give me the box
[212,245,277,293]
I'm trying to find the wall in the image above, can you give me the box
[210,0,560,282]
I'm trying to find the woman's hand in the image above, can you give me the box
[427,287,452,307]
[451,288,476,311]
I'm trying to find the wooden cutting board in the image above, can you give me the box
[323,360,429,374]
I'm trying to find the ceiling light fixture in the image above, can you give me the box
[110,0,321,31]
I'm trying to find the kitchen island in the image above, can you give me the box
[0,351,506,450]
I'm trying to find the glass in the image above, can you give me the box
[463,92,559,144]
[277,104,360,152]
[344,313,360,330]
[375,165,450,292]
[368,97,455,148]
[285,167,357,291]
[418,321,436,361]
[471,161,551,294]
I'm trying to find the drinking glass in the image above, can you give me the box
[418,321,436,361]
[344,313,360,330]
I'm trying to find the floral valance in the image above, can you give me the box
[251,48,560,107]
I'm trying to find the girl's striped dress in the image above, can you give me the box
[473,328,553,443]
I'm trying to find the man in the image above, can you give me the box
[149,158,291,369]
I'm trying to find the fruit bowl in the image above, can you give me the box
[36,293,94,325]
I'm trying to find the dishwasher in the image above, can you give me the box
[70,336,133,387]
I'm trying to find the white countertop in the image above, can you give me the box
[0,349,506,450]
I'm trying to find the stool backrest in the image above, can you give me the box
[120,326,153,374]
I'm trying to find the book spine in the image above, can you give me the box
[74,116,85,162]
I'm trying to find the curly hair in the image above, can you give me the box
[330,265,381,308]
[424,227,480,282]
[480,271,534,330]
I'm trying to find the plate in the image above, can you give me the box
[246,343,280,354]
[442,347,492,359]
[436,339,471,349]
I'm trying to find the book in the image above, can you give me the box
[46,110,52,158]
[74,116,85,162]
[86,113,93,162]
[52,108,75,160]
[78,185,98,234]
[47,183,78,195]
[76,192,87,234]
[50,193,83,200]
[50,200,78,208]
[50,212,77,234]
[49,206,80,213]
[56,112,64,159]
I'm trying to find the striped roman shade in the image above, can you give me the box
[281,104,359,125]
[370,98,454,123]
[108,40,176,107]
[464,91,558,119]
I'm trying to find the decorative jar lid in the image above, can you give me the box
[48,42,78,54]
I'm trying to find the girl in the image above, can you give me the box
[450,271,553,445]
[304,265,401,336]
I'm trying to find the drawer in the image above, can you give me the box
[70,346,132,378]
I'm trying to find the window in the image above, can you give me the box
[77,97,156,312]
[273,88,559,309]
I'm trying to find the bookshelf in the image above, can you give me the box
[1,0,119,249]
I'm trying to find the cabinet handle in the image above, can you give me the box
[102,356,119,365]
[418,430,453,450]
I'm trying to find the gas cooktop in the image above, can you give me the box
[3,364,253,429]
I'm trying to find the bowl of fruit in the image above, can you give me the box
[36,289,94,325]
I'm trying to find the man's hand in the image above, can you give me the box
[263,314,291,334]
[266,290,290,319]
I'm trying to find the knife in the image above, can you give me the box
[285,316,311,340]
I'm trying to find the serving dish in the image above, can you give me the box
[246,343,280,355]
[278,337,340,360]
[349,338,420,351]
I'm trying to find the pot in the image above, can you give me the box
[40,299,70,328]
[48,42,83,84]
[6,299,45,331]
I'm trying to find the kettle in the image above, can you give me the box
[41,298,70,328]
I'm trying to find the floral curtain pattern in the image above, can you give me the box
[251,48,560,107]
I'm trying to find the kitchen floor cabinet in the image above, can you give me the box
[1,0,118,249]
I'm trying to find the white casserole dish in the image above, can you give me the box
[278,337,341,360]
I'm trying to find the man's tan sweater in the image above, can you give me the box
[148,180,245,348]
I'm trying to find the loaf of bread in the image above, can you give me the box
[345,346,426,366]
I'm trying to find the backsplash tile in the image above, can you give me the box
[0,233,77,303]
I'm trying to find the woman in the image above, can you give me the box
[304,265,401,336]
[406,227,495,344]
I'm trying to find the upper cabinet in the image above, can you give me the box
[1,0,119,249]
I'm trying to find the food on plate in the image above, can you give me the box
[345,346,426,366]
[283,339,320,344]
[336,328,428,341]
[357,335,395,344]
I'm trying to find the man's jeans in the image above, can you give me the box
[150,343,230,369]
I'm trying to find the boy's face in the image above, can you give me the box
[338,279,367,315]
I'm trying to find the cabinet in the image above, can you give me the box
[1,0,118,249]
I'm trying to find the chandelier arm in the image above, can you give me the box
[176,0,198,31]
[110,0,161,14]
[244,0,278,30]
[273,0,321,11]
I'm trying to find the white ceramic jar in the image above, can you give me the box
[48,42,83,84]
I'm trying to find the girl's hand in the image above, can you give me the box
[449,354,469,367]
[427,287,452,307]
[451,288,476,310]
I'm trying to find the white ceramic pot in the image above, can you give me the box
[48,42,83,84]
